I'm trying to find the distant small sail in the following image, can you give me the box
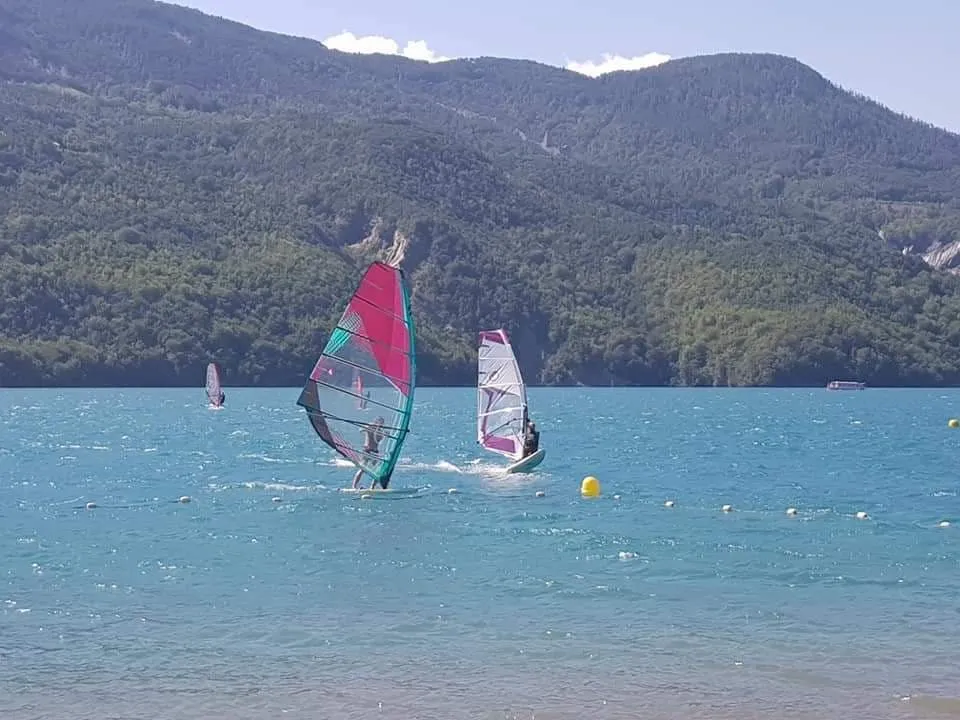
[206,363,224,407]
[296,262,416,486]
[477,329,527,462]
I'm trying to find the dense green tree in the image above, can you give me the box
[1,0,960,386]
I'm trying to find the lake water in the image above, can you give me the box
[1,387,959,719]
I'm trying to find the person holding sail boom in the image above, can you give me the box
[522,418,539,458]
[352,416,387,489]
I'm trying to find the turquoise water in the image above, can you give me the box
[2,387,960,719]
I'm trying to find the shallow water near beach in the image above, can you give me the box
[1,387,959,719]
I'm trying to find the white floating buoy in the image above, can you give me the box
[856,511,869,520]
[178,495,191,504]
[664,500,675,508]
[722,504,733,513]
[535,490,545,498]
[786,507,798,516]
[85,502,96,510]
[618,551,637,560]
[447,488,458,495]
[612,494,621,501]
[939,520,950,528]
[272,496,282,503]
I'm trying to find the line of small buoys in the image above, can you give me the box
[611,498,889,523]
[575,485,880,523]
[81,496,192,510]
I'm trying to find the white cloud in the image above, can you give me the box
[565,52,671,78]
[321,31,670,77]
[322,31,450,63]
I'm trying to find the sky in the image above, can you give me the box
[170,0,957,133]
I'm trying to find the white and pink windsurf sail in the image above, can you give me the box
[477,329,527,462]
[206,362,223,407]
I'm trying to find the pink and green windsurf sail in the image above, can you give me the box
[297,262,416,484]
[206,362,223,407]
[477,328,527,462]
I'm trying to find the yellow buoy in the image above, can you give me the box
[949,418,959,428]
[580,476,600,498]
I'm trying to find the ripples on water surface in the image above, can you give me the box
[2,388,960,719]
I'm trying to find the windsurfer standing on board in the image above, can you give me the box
[522,419,540,458]
[218,391,225,406]
[352,416,386,489]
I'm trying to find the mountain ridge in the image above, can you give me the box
[2,0,960,387]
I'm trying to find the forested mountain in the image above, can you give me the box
[2,0,960,386]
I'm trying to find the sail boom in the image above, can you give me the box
[309,379,398,415]
[478,382,524,392]
[301,406,408,438]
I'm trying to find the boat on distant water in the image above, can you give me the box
[826,380,866,391]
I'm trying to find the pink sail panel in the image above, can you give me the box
[345,262,412,397]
